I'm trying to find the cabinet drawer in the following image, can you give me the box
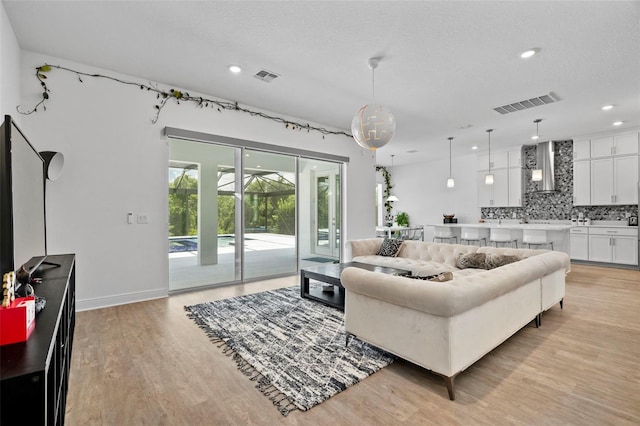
[570,227,589,234]
[588,227,638,237]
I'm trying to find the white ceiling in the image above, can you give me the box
[4,1,640,166]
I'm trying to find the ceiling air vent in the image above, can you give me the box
[254,69,280,83]
[493,92,561,115]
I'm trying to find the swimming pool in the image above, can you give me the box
[169,235,235,253]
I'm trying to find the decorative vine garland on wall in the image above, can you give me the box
[376,165,393,215]
[17,64,352,139]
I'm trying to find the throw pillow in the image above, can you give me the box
[455,253,487,269]
[376,238,404,257]
[485,253,521,270]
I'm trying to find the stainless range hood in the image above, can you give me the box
[534,141,556,193]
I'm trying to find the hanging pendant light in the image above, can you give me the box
[447,137,455,188]
[531,119,543,181]
[485,129,494,185]
[386,154,399,202]
[351,57,396,150]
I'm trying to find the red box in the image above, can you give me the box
[0,296,36,345]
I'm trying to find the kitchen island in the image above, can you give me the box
[427,222,572,254]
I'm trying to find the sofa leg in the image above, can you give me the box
[444,376,456,401]
[538,313,542,327]
[560,298,564,309]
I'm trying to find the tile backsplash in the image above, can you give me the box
[481,140,638,221]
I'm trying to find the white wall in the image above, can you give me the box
[390,153,480,241]
[18,51,376,310]
[0,2,21,122]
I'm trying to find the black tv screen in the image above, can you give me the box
[0,115,47,275]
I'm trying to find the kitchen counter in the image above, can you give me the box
[428,223,573,231]
[427,222,571,254]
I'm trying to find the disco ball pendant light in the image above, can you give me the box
[351,57,396,150]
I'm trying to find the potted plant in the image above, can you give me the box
[396,212,409,227]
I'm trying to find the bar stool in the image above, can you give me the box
[433,226,457,244]
[522,229,553,250]
[490,228,518,248]
[460,227,488,246]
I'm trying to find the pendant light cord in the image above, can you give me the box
[448,137,453,176]
[487,129,493,172]
[371,67,376,104]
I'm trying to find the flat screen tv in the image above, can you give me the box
[0,115,47,276]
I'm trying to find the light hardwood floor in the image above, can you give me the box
[65,264,640,425]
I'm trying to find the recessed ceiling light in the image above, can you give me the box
[228,64,242,74]
[613,121,623,126]
[602,105,614,111]
[520,49,537,59]
[471,146,479,150]
[531,135,539,140]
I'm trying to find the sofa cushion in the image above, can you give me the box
[376,238,404,257]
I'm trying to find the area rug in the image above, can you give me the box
[184,286,394,416]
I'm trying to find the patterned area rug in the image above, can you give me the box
[185,286,394,416]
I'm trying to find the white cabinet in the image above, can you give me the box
[478,151,508,171]
[573,130,639,206]
[508,149,522,168]
[590,133,639,158]
[477,169,508,207]
[573,160,590,205]
[508,167,523,206]
[614,133,640,156]
[569,228,589,260]
[573,139,591,161]
[478,147,521,208]
[613,156,639,204]
[590,156,639,205]
[588,227,638,265]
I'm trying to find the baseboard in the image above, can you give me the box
[76,288,168,312]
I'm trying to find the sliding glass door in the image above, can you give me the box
[168,142,241,291]
[168,135,343,291]
[243,150,297,280]
[299,159,341,264]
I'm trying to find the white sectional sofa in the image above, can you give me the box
[341,238,571,400]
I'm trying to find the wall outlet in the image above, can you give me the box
[137,213,149,224]
[127,212,134,224]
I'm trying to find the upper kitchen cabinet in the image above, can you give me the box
[477,147,521,207]
[508,148,523,168]
[477,151,508,171]
[477,169,508,207]
[590,132,639,158]
[573,129,639,206]
[573,139,591,160]
[590,155,639,205]
[508,167,523,207]
[573,159,590,205]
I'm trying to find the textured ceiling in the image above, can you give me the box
[4,1,640,166]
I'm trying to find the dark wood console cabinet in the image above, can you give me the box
[1,254,76,425]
